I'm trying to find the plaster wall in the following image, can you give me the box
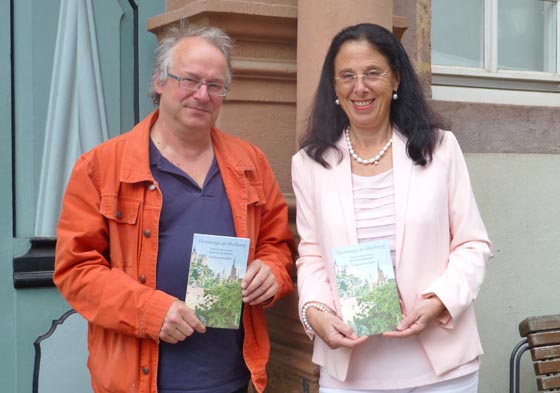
[467,153,560,393]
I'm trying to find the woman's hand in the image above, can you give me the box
[383,295,446,338]
[306,307,368,349]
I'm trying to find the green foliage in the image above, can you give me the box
[351,280,401,336]
[195,280,243,329]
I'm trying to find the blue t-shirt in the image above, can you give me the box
[150,140,250,393]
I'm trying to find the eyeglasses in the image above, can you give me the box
[167,72,229,97]
[334,70,389,86]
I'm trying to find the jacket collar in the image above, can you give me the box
[119,110,256,184]
[392,130,412,270]
[211,127,256,174]
[120,110,159,184]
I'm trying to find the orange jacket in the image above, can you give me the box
[54,110,295,393]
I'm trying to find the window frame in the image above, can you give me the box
[432,0,560,104]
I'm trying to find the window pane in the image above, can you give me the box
[432,0,484,67]
[498,0,557,72]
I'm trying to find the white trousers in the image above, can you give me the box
[319,371,478,393]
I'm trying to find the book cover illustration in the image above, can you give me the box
[332,240,401,336]
[185,233,250,329]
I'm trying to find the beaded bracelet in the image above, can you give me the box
[301,302,329,333]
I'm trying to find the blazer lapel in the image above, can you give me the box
[332,137,358,245]
[392,131,412,270]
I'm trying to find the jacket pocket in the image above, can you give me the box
[247,182,266,206]
[100,194,141,270]
[88,325,140,392]
[245,182,265,253]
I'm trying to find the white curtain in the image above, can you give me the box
[35,0,108,237]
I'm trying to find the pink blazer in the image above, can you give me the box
[291,130,492,381]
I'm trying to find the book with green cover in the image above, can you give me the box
[185,233,250,329]
[332,240,401,336]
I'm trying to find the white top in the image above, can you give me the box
[319,169,478,390]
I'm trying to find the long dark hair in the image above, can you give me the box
[299,23,444,168]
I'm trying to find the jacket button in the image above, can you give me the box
[143,229,151,238]
[116,210,123,219]
[142,366,149,375]
[149,183,156,191]
[139,275,146,283]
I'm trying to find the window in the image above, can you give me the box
[431,0,560,106]
[10,0,164,288]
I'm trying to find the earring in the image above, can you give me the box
[392,91,398,100]
[335,98,340,105]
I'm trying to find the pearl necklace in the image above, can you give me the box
[344,127,392,165]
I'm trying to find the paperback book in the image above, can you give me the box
[332,240,401,336]
[185,233,250,329]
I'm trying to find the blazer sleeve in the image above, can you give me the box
[421,132,492,324]
[292,152,338,326]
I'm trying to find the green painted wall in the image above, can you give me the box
[0,0,17,391]
[0,1,165,392]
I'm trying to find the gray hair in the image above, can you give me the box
[149,23,233,105]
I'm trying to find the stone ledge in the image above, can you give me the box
[147,0,297,39]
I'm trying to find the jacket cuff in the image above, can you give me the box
[139,290,176,342]
[419,291,454,329]
[260,258,293,308]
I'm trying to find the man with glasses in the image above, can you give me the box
[54,24,294,393]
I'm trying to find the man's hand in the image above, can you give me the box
[383,295,446,338]
[242,259,278,305]
[159,300,206,344]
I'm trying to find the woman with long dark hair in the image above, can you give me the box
[292,23,491,392]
